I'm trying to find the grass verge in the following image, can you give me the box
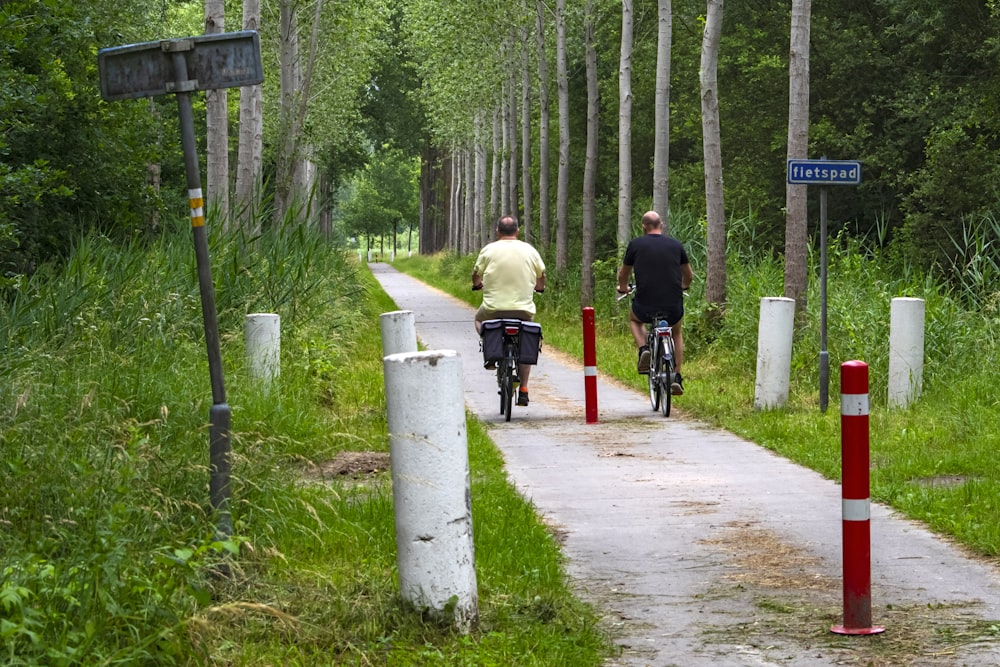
[0,226,609,665]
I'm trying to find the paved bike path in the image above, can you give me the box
[369,263,1000,667]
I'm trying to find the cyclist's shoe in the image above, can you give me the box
[484,360,497,370]
[637,346,651,374]
[671,372,684,396]
[517,389,529,406]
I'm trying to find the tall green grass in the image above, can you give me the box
[0,220,608,665]
[397,208,1000,558]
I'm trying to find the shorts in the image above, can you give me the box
[632,301,683,326]
[475,306,534,323]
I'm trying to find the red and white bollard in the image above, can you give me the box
[582,307,598,423]
[831,360,885,636]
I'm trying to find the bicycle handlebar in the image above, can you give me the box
[615,284,635,302]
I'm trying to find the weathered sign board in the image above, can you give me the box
[98,30,263,101]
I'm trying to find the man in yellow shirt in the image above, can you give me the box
[471,216,546,406]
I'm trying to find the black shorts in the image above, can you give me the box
[632,301,683,326]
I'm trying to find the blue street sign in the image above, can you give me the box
[787,159,861,185]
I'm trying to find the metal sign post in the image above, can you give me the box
[98,32,264,540]
[787,157,862,412]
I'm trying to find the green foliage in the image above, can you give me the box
[337,145,420,242]
[0,220,608,663]
[0,0,173,276]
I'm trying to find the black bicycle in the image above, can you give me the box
[645,317,677,417]
[618,286,678,417]
[474,284,544,421]
[495,320,522,420]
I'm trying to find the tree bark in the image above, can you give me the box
[652,0,672,230]
[464,145,475,254]
[520,24,534,244]
[784,0,811,311]
[205,0,229,227]
[555,0,569,272]
[275,0,301,224]
[581,0,598,306]
[235,0,263,235]
[474,112,487,246]
[702,0,727,309]
[617,0,633,251]
[491,108,501,229]
[501,80,511,216]
[535,0,551,250]
[275,0,323,226]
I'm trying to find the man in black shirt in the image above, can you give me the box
[616,211,694,394]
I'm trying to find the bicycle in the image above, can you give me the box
[488,319,523,421]
[617,286,678,417]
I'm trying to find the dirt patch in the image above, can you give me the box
[699,521,1000,665]
[303,451,391,481]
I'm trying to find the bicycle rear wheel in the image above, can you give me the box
[647,340,661,412]
[499,344,515,421]
[660,339,674,418]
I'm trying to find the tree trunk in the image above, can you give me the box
[205,0,229,227]
[581,0,598,306]
[535,0,551,250]
[490,108,501,230]
[464,145,475,254]
[146,98,161,234]
[419,143,448,254]
[652,0,672,229]
[617,0,633,251]
[275,0,323,226]
[501,81,511,216]
[235,0,263,235]
[702,0,727,309]
[449,153,460,252]
[275,0,301,224]
[520,24,534,244]
[784,0,811,311]
[508,65,519,219]
[555,0,569,272]
[475,113,487,246]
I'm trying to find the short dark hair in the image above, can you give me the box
[496,216,519,236]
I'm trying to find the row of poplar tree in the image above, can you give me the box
[3,1,998,311]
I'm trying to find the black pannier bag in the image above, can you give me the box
[480,319,505,363]
[518,321,543,365]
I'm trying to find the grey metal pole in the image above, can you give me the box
[167,41,231,539]
[819,184,829,413]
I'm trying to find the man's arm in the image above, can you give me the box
[535,271,546,293]
[681,263,694,290]
[471,267,483,290]
[617,264,633,293]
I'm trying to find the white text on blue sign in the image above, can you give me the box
[787,160,862,185]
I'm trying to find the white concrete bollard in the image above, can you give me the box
[367,250,373,262]
[754,297,796,410]
[245,313,280,387]
[390,251,396,263]
[383,350,479,632]
[380,310,417,356]
[888,297,925,408]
